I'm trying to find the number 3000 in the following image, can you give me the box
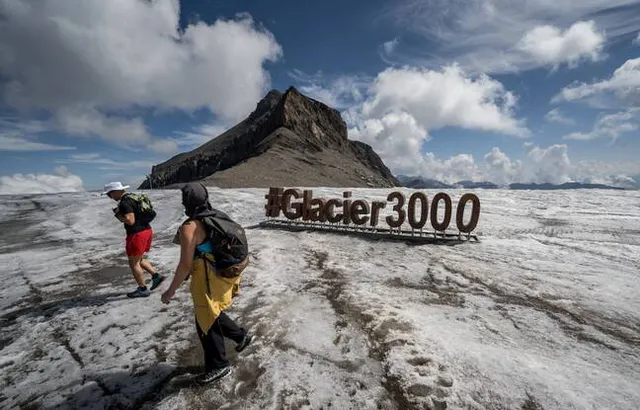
[385,192,480,233]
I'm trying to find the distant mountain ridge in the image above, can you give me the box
[396,175,633,190]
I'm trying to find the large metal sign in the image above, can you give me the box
[260,187,481,243]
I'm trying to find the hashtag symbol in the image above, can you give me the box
[264,187,284,217]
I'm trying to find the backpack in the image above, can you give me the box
[124,193,156,223]
[196,209,249,278]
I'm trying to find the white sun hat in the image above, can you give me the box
[102,181,130,195]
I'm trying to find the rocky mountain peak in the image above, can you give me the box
[139,87,399,189]
[274,86,348,149]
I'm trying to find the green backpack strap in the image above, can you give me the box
[124,192,153,213]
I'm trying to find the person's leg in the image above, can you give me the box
[194,316,233,384]
[127,255,146,287]
[216,311,246,344]
[207,317,230,369]
[140,259,155,275]
[125,233,150,297]
[195,318,215,371]
[139,228,164,290]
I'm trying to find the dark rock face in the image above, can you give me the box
[140,87,399,189]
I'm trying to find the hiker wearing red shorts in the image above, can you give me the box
[103,182,165,298]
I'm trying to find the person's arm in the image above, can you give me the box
[161,221,197,303]
[118,199,136,226]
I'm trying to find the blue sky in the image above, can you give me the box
[1,0,639,193]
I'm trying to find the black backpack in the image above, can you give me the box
[196,208,249,277]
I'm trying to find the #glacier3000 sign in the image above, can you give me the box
[264,187,481,234]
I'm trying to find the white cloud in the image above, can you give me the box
[55,107,150,145]
[0,168,84,195]
[0,117,75,151]
[289,70,371,109]
[147,139,179,155]
[380,1,638,73]
[0,135,75,151]
[332,65,529,181]
[417,152,482,184]
[53,165,70,176]
[54,106,177,154]
[382,38,400,55]
[564,108,639,141]
[362,66,528,136]
[0,118,47,134]
[516,21,605,69]
[348,111,428,177]
[553,58,640,107]
[634,32,640,45]
[483,147,523,185]
[544,108,575,125]
[174,123,232,149]
[414,145,571,185]
[58,153,154,171]
[572,160,640,188]
[393,145,636,187]
[524,144,572,184]
[0,0,282,149]
[347,65,529,147]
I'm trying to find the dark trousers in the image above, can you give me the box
[195,312,246,370]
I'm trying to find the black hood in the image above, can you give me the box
[181,182,213,218]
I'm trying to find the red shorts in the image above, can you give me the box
[125,228,153,257]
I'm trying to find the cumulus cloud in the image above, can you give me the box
[0,0,282,151]
[516,21,604,69]
[524,144,572,184]
[572,160,640,188]
[0,166,85,195]
[634,32,640,45]
[341,65,528,178]
[348,111,428,177]
[390,145,636,187]
[358,65,529,137]
[483,147,523,185]
[422,145,571,186]
[564,108,640,141]
[380,0,638,73]
[553,58,640,106]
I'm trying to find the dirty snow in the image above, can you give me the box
[0,187,639,410]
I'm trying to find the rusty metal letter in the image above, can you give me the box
[282,188,302,219]
[350,200,370,225]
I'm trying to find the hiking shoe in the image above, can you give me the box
[127,286,150,298]
[235,333,253,353]
[195,366,232,385]
[150,274,165,291]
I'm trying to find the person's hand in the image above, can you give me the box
[161,288,175,304]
